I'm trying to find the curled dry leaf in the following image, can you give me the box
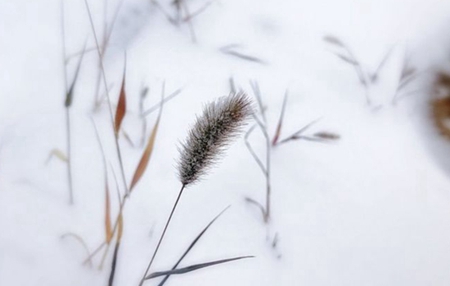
[129,112,161,192]
[114,69,127,135]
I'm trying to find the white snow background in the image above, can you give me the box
[2,0,450,285]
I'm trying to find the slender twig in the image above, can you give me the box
[65,108,74,204]
[245,86,271,222]
[244,124,266,175]
[142,87,183,117]
[84,0,129,196]
[250,81,266,123]
[60,1,74,205]
[139,185,186,286]
[93,0,125,110]
[139,86,149,147]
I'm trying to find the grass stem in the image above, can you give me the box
[138,184,186,286]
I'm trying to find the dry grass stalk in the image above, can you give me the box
[60,2,88,205]
[392,53,420,105]
[324,35,397,106]
[243,82,338,255]
[83,4,168,285]
[138,92,253,285]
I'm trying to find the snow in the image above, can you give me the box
[2,0,450,285]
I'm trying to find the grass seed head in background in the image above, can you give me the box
[178,92,253,186]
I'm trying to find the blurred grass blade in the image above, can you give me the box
[272,91,288,146]
[108,212,124,286]
[142,87,182,117]
[158,206,231,286]
[65,40,87,107]
[313,132,340,141]
[105,177,113,244]
[61,232,93,267]
[332,52,358,66]
[114,65,127,135]
[323,35,344,47]
[129,98,164,192]
[46,148,68,164]
[146,256,254,280]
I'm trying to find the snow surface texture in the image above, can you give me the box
[2,0,450,285]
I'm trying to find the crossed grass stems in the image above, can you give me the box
[60,1,254,285]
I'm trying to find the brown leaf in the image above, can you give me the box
[105,178,113,244]
[114,68,127,135]
[129,117,160,192]
[117,212,124,243]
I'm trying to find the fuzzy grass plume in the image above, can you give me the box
[178,92,253,186]
[139,92,252,285]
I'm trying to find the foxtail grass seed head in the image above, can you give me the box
[178,92,253,186]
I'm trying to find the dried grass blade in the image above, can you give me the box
[323,35,344,46]
[146,256,254,280]
[245,197,266,220]
[129,100,163,192]
[370,47,393,82]
[65,40,88,107]
[142,87,182,117]
[313,132,340,141]
[46,148,68,164]
[158,206,231,286]
[332,52,358,66]
[108,212,123,286]
[61,232,94,267]
[114,66,127,135]
[272,91,288,146]
[105,178,113,244]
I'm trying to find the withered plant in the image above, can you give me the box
[242,80,339,254]
[324,35,419,107]
[61,3,255,285]
[151,0,214,42]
